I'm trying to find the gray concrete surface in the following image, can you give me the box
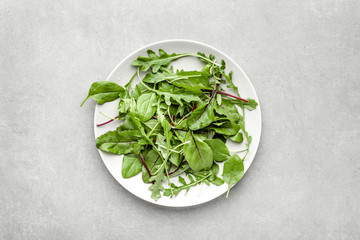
[1,0,360,239]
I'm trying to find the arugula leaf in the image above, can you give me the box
[183,132,213,172]
[148,164,166,201]
[143,68,212,94]
[136,92,157,121]
[156,83,200,106]
[132,49,188,73]
[164,173,210,197]
[222,154,244,198]
[143,68,212,95]
[204,139,230,162]
[122,154,142,178]
[81,81,125,106]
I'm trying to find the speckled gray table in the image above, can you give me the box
[1,1,359,239]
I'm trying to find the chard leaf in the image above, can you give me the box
[142,150,161,183]
[132,49,188,73]
[222,154,244,198]
[81,81,125,106]
[122,154,142,178]
[96,129,143,155]
[204,139,230,162]
[136,92,157,121]
[187,102,215,130]
[183,132,213,172]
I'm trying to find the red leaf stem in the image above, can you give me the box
[217,91,248,102]
[138,154,154,184]
[96,116,118,127]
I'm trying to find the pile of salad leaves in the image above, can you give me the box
[81,49,258,201]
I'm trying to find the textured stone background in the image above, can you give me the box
[1,0,359,239]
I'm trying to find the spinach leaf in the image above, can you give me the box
[136,92,157,121]
[230,131,244,143]
[81,81,125,106]
[222,154,244,198]
[122,154,142,178]
[96,129,143,155]
[204,139,230,162]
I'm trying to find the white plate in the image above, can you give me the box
[94,39,261,207]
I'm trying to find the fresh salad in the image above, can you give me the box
[81,49,258,201]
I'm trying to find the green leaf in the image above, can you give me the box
[210,120,240,136]
[244,98,258,111]
[156,107,172,150]
[163,173,209,197]
[155,82,200,106]
[131,49,187,73]
[148,164,166,201]
[136,92,157,121]
[230,131,244,143]
[214,98,241,123]
[143,119,163,136]
[96,129,143,155]
[122,154,142,178]
[204,139,230,162]
[81,81,125,106]
[187,102,215,130]
[222,154,244,198]
[183,132,213,172]
[143,68,212,94]
[224,71,240,97]
[239,122,252,148]
[209,164,224,186]
[142,150,161,183]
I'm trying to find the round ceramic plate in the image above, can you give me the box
[94,39,261,207]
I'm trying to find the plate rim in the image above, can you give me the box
[94,39,262,207]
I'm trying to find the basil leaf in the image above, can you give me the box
[204,139,230,162]
[183,132,213,172]
[81,81,125,106]
[222,154,244,198]
[136,92,157,121]
[122,154,142,178]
